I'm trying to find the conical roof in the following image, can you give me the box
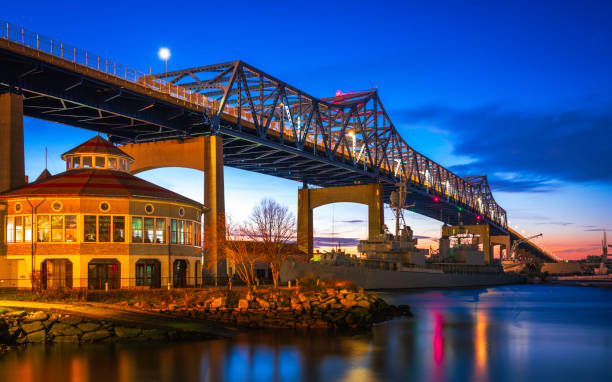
[35,169,52,182]
[61,135,134,162]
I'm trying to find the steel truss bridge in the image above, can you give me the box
[0,20,557,261]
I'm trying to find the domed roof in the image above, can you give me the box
[0,168,202,207]
[61,135,134,162]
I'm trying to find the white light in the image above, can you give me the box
[158,47,171,61]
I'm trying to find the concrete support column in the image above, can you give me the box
[0,92,26,193]
[204,135,225,280]
[297,188,313,255]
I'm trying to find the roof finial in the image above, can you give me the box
[45,147,48,170]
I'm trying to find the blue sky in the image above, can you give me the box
[4,0,612,258]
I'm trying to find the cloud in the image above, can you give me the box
[314,237,361,247]
[393,104,612,192]
[338,219,366,224]
[535,221,574,226]
[583,228,612,232]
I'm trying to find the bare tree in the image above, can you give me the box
[224,216,262,290]
[245,199,296,288]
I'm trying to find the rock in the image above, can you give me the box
[81,329,112,342]
[211,297,227,309]
[256,298,270,310]
[114,326,141,338]
[24,311,48,322]
[142,328,167,340]
[53,335,80,343]
[340,299,355,308]
[49,323,82,337]
[21,320,45,333]
[26,330,46,343]
[355,300,371,309]
[237,299,249,310]
[5,311,26,318]
[61,316,84,325]
[77,322,101,332]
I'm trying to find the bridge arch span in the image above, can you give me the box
[298,184,384,255]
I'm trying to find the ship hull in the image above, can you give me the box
[281,261,523,290]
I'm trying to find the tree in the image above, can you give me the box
[245,199,296,288]
[223,217,262,290]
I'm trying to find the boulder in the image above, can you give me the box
[211,297,227,309]
[53,335,80,343]
[49,323,82,337]
[77,322,101,332]
[237,299,249,310]
[21,320,45,333]
[256,298,270,310]
[355,300,371,309]
[61,316,84,325]
[23,311,48,322]
[142,328,167,340]
[114,326,141,338]
[26,330,46,343]
[81,329,112,342]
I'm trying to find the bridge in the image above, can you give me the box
[0,20,558,266]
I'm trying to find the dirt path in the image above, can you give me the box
[0,300,235,338]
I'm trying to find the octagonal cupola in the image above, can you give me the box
[61,135,134,172]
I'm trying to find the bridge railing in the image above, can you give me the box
[0,20,220,114]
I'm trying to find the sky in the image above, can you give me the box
[4,0,612,259]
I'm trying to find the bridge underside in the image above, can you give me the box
[0,44,498,234]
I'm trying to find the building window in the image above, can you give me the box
[179,207,185,217]
[178,220,185,245]
[144,217,155,243]
[119,159,126,171]
[185,221,192,245]
[82,156,92,168]
[14,202,22,213]
[52,201,63,212]
[171,219,177,244]
[132,217,143,243]
[15,216,23,242]
[6,217,13,243]
[95,156,105,168]
[99,201,110,212]
[99,216,111,242]
[113,216,125,242]
[145,204,154,214]
[72,156,81,169]
[156,218,165,244]
[51,215,64,242]
[65,215,77,242]
[37,215,50,242]
[195,223,201,246]
[108,157,118,169]
[84,215,97,242]
[24,216,32,242]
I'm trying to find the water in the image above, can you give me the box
[2,285,612,382]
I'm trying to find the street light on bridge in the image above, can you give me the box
[158,47,171,90]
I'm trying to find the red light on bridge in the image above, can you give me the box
[336,90,343,97]
[476,215,482,221]
[433,196,440,202]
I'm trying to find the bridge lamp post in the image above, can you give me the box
[158,47,171,91]
[348,131,356,156]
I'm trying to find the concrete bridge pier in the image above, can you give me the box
[0,92,26,194]
[121,136,226,282]
[297,183,384,255]
[491,235,510,260]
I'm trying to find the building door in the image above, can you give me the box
[88,259,120,289]
[41,259,73,289]
[173,260,187,288]
[135,260,161,288]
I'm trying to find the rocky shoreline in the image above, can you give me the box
[141,287,411,330]
[0,310,205,350]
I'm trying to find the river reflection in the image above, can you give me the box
[1,285,612,382]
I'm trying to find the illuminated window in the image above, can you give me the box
[65,215,77,242]
[24,216,32,242]
[113,216,125,242]
[72,156,81,169]
[171,219,177,244]
[84,215,97,242]
[98,216,111,242]
[108,157,117,169]
[144,217,154,243]
[14,202,22,213]
[185,221,192,245]
[119,159,126,171]
[51,215,64,242]
[37,215,50,242]
[156,218,165,244]
[15,216,23,242]
[82,156,92,168]
[178,220,185,245]
[95,156,105,168]
[6,217,13,243]
[131,217,143,243]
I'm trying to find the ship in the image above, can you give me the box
[281,183,523,289]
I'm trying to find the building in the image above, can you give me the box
[0,136,205,289]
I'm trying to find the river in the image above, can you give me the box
[1,285,612,382]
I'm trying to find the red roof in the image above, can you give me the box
[61,135,134,161]
[0,168,202,207]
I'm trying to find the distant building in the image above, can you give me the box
[0,136,205,289]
